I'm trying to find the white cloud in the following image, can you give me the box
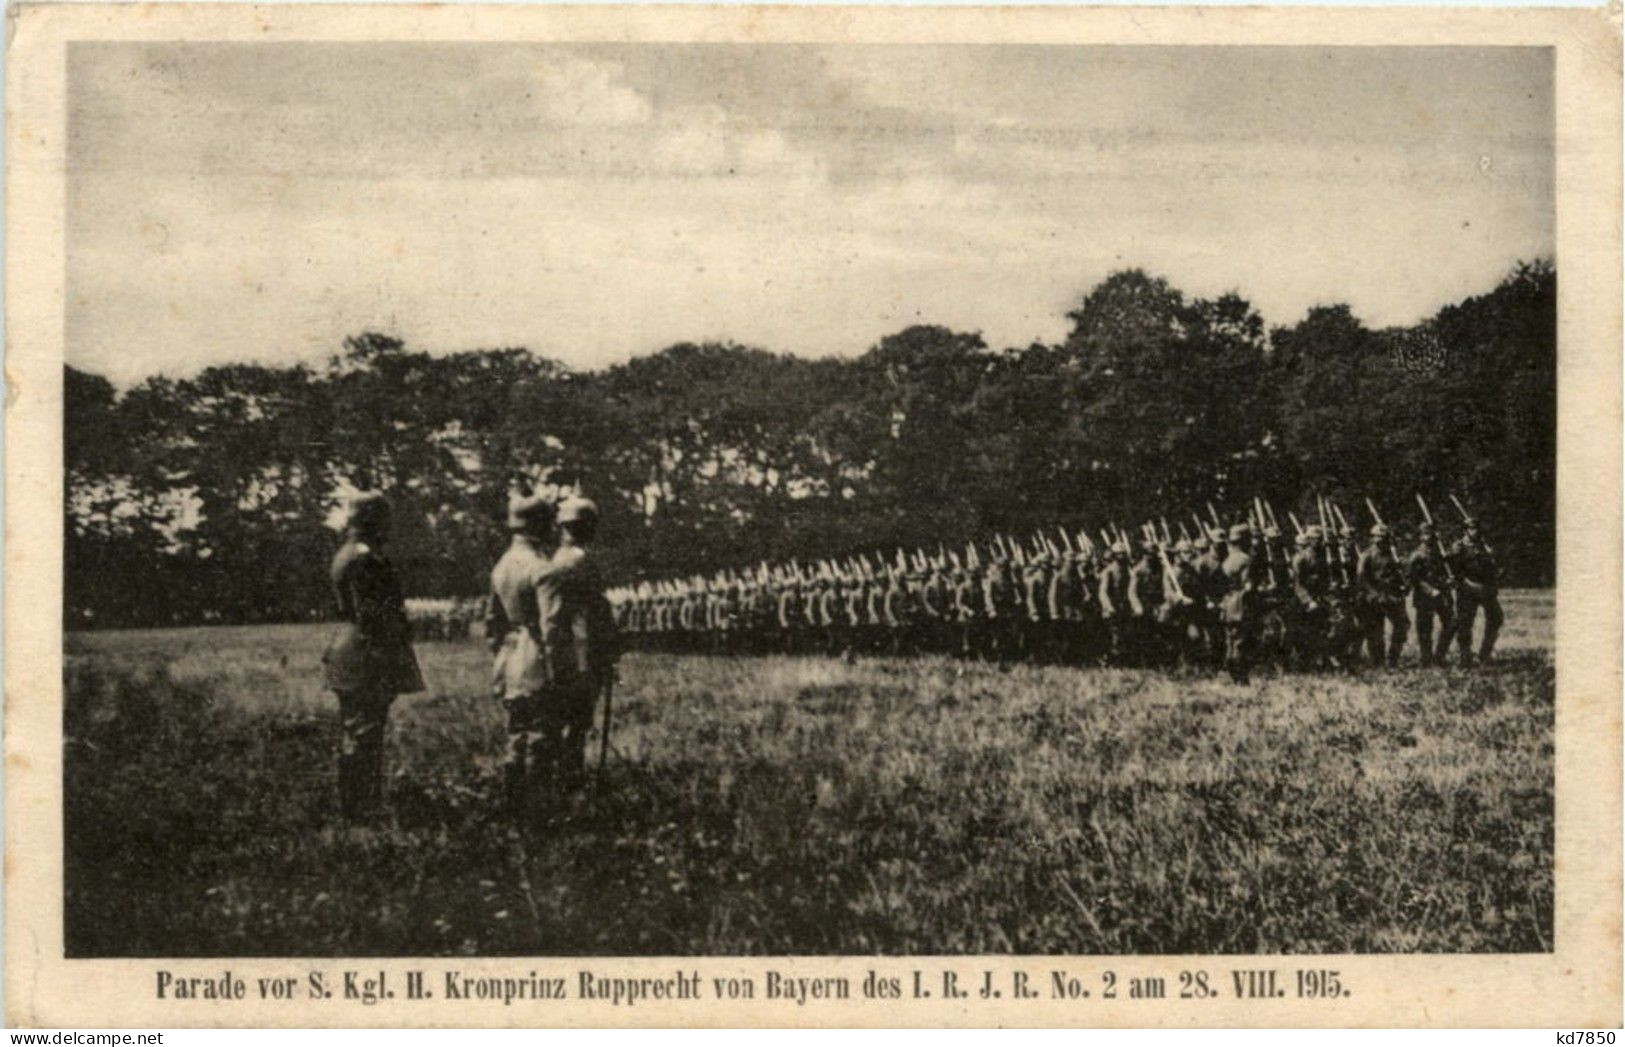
[533,56,653,127]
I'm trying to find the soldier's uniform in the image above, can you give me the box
[1289,529,1331,669]
[1046,552,1081,663]
[1193,533,1229,665]
[981,556,1022,661]
[1096,544,1131,666]
[882,570,910,655]
[1449,524,1503,665]
[776,581,800,654]
[322,493,424,820]
[1406,525,1455,666]
[1022,557,1050,661]
[1127,544,1165,666]
[950,568,977,658]
[918,565,949,654]
[1158,542,1203,667]
[486,493,560,812]
[1218,524,1260,683]
[534,497,618,788]
[1356,525,1409,667]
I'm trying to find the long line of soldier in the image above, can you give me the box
[608,493,1503,682]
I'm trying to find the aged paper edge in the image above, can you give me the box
[6,3,1621,1029]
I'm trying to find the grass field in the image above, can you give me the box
[63,591,1553,957]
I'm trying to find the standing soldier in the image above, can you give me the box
[839,570,865,658]
[1097,542,1131,666]
[776,575,800,654]
[1047,550,1081,664]
[1449,518,1503,666]
[1159,540,1203,668]
[1356,524,1409,667]
[950,564,977,659]
[1289,527,1331,670]
[919,559,949,654]
[484,492,556,815]
[1406,523,1455,666]
[1127,539,1165,666]
[1194,528,1228,666]
[1022,552,1050,662]
[322,492,424,821]
[535,497,619,789]
[981,550,1019,661]
[1219,523,1259,684]
[882,566,910,655]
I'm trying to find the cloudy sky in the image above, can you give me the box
[68,43,1552,385]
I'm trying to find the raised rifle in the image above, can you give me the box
[1365,497,1387,530]
[1449,493,1495,554]
[1158,544,1188,602]
[1415,492,1456,586]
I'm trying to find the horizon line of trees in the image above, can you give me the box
[66,259,1555,629]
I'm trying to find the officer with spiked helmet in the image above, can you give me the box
[485,491,560,815]
[540,495,620,786]
[322,491,424,820]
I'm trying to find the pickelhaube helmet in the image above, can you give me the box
[344,491,391,531]
[556,496,598,525]
[507,491,555,530]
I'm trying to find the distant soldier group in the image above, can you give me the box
[404,597,484,640]
[608,494,1503,686]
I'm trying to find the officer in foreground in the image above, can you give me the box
[321,492,424,821]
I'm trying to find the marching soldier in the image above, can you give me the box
[1450,519,1503,665]
[322,492,424,821]
[1406,523,1455,666]
[485,492,559,814]
[1356,524,1409,667]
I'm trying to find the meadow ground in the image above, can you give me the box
[63,591,1553,956]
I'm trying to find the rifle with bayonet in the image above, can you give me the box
[1415,493,1456,587]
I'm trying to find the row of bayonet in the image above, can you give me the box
[615,493,1485,601]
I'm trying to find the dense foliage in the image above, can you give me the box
[66,261,1555,627]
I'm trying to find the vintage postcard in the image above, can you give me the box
[7,1,1621,1029]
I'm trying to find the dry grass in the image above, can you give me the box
[64,591,1553,956]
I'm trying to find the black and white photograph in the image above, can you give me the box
[9,2,1621,1029]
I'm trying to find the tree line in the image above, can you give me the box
[65,260,1555,629]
